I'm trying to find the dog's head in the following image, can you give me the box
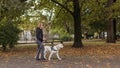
[58,44,64,48]
[56,41,64,49]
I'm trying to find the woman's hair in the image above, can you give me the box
[37,22,43,28]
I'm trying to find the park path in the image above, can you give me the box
[0,55,120,68]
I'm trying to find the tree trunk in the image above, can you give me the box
[106,0,116,43]
[72,0,83,47]
[107,18,116,43]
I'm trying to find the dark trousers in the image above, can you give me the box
[36,40,45,60]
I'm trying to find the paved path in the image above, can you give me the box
[0,55,120,68]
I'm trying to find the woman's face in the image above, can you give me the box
[40,23,44,29]
[39,23,44,29]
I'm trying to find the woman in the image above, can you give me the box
[35,22,46,61]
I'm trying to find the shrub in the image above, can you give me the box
[0,23,21,51]
[60,34,73,41]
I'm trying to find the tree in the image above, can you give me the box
[51,0,83,47]
[0,22,21,51]
[81,0,108,39]
[80,0,120,40]
[0,0,32,51]
[106,0,117,43]
[89,20,107,38]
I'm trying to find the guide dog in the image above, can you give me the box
[44,42,64,60]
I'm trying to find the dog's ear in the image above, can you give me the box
[60,41,63,44]
[51,42,54,44]
[60,41,64,46]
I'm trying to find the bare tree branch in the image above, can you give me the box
[51,0,73,15]
[56,0,68,18]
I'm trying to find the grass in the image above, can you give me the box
[83,40,106,46]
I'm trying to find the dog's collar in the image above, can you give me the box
[51,46,58,51]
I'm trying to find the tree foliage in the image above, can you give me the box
[0,22,21,51]
[0,0,32,51]
[0,0,120,49]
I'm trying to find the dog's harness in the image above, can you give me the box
[51,46,58,51]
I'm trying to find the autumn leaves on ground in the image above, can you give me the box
[0,39,120,68]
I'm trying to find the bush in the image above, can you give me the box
[0,23,21,51]
[60,34,73,41]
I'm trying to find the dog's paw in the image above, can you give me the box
[58,58,62,60]
[48,58,51,61]
[34,56,36,58]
